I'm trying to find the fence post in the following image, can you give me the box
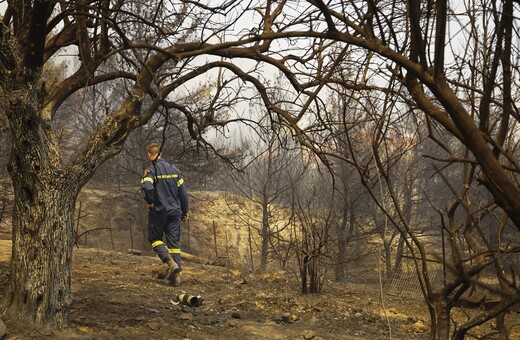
[225,230,229,267]
[248,224,254,272]
[213,220,218,258]
[186,219,190,251]
[129,217,134,249]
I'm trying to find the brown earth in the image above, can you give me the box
[0,241,434,340]
[1,189,520,339]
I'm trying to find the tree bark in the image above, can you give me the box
[0,73,81,326]
[431,297,451,340]
[5,185,77,327]
[0,12,160,325]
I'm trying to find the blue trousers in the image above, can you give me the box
[148,211,182,270]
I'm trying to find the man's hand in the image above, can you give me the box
[147,203,154,212]
[181,211,190,221]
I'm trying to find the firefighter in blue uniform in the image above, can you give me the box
[141,143,189,286]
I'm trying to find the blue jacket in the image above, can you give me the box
[141,158,189,215]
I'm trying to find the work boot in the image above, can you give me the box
[166,258,180,284]
[172,274,181,287]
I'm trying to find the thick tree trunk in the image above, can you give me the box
[0,72,81,327]
[0,7,149,326]
[5,184,77,327]
[0,94,134,328]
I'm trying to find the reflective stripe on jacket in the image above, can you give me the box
[141,158,189,214]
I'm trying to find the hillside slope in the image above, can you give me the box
[73,188,270,271]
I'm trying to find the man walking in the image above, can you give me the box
[141,143,189,286]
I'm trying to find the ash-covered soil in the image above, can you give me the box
[0,245,436,339]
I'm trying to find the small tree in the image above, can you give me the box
[226,121,304,271]
[292,166,339,294]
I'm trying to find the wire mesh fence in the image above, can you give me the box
[385,256,443,300]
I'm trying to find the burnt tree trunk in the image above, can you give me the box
[7,182,78,326]
[0,68,140,326]
[0,3,170,326]
[308,255,322,293]
[0,72,81,326]
[301,254,309,294]
[430,295,451,340]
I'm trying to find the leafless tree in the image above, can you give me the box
[291,165,339,294]
[0,0,311,326]
[1,1,520,336]
[225,117,305,271]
